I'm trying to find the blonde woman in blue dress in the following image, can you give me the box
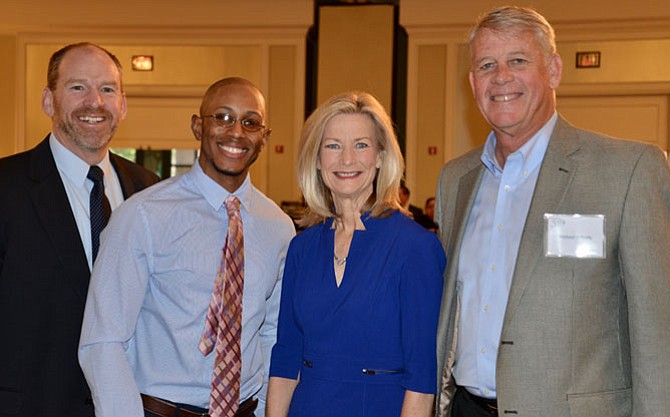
[267,91,445,417]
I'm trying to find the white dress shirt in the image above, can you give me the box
[49,133,124,270]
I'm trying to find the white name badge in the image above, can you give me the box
[544,214,606,258]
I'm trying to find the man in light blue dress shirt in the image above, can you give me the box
[79,77,295,417]
[435,6,670,417]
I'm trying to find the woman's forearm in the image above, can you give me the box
[400,390,434,417]
[265,376,299,417]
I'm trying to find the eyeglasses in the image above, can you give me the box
[200,113,266,132]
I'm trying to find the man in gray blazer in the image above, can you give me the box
[435,6,670,417]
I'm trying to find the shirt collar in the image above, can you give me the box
[187,160,252,213]
[49,133,113,187]
[481,111,558,176]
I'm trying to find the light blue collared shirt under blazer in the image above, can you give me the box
[453,112,558,399]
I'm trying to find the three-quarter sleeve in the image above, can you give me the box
[399,230,446,393]
[268,239,303,380]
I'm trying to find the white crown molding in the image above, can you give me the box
[1,24,310,42]
[558,81,670,97]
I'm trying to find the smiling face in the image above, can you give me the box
[318,113,381,211]
[191,81,270,192]
[469,28,562,152]
[42,46,127,165]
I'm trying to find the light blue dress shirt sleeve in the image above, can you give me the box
[78,179,154,417]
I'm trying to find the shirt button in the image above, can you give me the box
[484,389,491,395]
[504,185,511,192]
[484,305,490,312]
[490,264,497,271]
[497,223,503,231]
[480,348,486,354]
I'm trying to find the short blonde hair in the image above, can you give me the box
[468,6,557,60]
[297,91,405,227]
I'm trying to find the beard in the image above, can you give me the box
[53,102,117,154]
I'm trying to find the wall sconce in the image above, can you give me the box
[131,55,154,71]
[576,51,600,68]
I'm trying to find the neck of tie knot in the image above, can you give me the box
[225,195,241,217]
[87,165,105,183]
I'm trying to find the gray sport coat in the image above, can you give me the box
[435,116,670,417]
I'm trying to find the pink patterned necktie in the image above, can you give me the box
[199,196,244,417]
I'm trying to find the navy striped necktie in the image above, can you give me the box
[87,165,112,262]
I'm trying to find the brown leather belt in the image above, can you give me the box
[141,394,258,417]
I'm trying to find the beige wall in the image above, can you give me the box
[405,44,448,201]
[0,36,15,157]
[0,0,311,204]
[267,45,303,204]
[0,0,313,28]
[1,0,669,206]
[317,5,394,109]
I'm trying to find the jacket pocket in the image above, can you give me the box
[567,387,631,417]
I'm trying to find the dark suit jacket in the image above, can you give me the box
[0,137,159,417]
[408,204,438,230]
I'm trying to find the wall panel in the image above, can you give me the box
[412,44,447,202]
[317,5,395,108]
[557,95,668,151]
[268,45,300,203]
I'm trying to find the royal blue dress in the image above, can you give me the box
[269,211,446,417]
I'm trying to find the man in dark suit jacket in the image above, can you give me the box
[0,42,158,417]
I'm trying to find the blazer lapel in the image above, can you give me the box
[28,138,91,283]
[450,165,485,262]
[503,117,580,323]
[443,161,485,328]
